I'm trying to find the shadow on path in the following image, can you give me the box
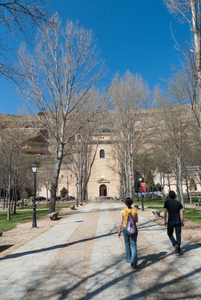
[0,244,14,253]
[0,228,118,261]
[28,252,201,300]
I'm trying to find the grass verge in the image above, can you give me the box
[148,206,201,224]
[133,197,200,206]
[16,202,75,210]
[0,209,49,232]
[183,208,201,224]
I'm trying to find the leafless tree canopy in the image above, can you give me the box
[0,0,50,79]
[164,0,194,25]
[109,71,151,198]
[164,0,201,133]
[16,14,106,212]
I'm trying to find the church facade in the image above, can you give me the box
[53,131,121,200]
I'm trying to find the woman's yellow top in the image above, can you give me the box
[121,208,137,227]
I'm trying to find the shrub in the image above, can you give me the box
[60,187,68,198]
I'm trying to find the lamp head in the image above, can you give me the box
[32,163,38,174]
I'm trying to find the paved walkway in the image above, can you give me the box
[0,202,201,300]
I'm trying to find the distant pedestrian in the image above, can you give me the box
[164,190,184,254]
[118,197,138,269]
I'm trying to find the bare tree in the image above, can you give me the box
[164,0,201,131]
[109,71,151,198]
[0,123,27,218]
[16,15,106,212]
[155,74,195,207]
[64,91,104,204]
[0,0,50,79]
[38,160,53,204]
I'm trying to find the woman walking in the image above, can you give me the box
[118,197,138,269]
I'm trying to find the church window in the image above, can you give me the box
[100,149,105,158]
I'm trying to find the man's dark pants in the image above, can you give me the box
[167,220,181,251]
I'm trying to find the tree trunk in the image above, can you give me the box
[22,194,24,209]
[128,153,133,198]
[49,142,64,213]
[160,174,165,202]
[46,188,49,206]
[3,188,6,210]
[185,178,190,202]
[14,193,17,214]
[176,156,185,208]
[11,195,14,212]
[190,0,201,133]
[167,174,171,191]
[79,180,82,204]
[7,172,11,220]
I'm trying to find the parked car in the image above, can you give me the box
[47,197,61,201]
[61,196,76,201]
[165,193,177,199]
[149,193,162,199]
[134,192,147,198]
[32,196,46,201]
[38,196,46,201]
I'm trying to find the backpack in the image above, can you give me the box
[126,211,137,235]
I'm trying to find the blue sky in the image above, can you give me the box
[0,0,191,114]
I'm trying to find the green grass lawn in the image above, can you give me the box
[183,208,201,224]
[147,206,201,224]
[134,198,164,206]
[0,202,76,232]
[184,198,201,205]
[134,197,200,206]
[0,209,49,232]
[16,201,75,210]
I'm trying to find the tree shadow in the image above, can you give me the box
[0,229,118,261]
[0,245,14,253]
[2,202,201,299]
[24,253,201,300]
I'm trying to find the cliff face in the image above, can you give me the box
[21,132,49,155]
[0,114,49,155]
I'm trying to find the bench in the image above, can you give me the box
[133,204,139,209]
[48,212,59,220]
[70,205,76,210]
[195,200,201,206]
[151,209,162,217]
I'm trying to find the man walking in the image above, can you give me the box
[164,190,184,254]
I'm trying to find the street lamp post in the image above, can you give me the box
[139,176,144,211]
[122,185,124,200]
[76,182,79,207]
[31,163,38,228]
[141,194,144,211]
[85,186,88,202]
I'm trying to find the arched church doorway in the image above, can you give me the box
[99,184,107,196]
